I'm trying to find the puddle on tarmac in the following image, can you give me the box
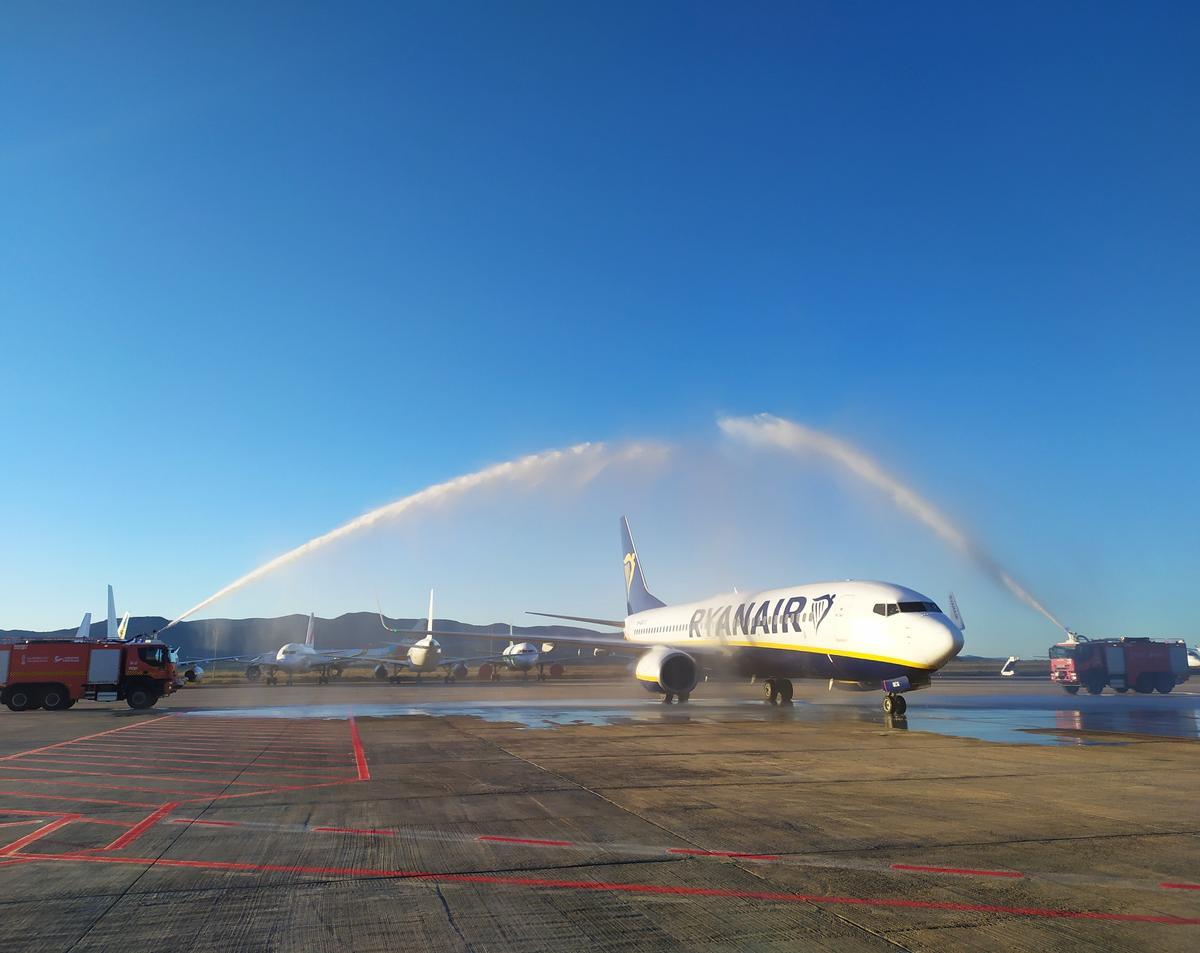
[179,693,1200,746]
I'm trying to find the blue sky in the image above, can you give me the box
[2,2,1197,655]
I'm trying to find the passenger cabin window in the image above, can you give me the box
[138,646,166,667]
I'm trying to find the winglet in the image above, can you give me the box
[947,592,965,631]
[75,612,92,641]
[107,585,118,641]
[305,613,316,647]
[377,595,402,634]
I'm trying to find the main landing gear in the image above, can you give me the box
[762,678,794,705]
[882,693,907,715]
[661,691,690,704]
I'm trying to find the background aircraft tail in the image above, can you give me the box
[620,516,666,614]
[427,589,435,636]
[75,612,92,640]
[107,585,118,640]
[304,613,316,646]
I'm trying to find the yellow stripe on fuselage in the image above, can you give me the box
[628,638,934,671]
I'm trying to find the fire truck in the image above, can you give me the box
[0,639,178,711]
[1049,635,1190,696]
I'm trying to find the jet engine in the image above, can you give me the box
[245,664,262,682]
[634,646,698,696]
[181,664,204,683]
[373,664,389,681]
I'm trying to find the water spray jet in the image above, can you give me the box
[719,413,1065,631]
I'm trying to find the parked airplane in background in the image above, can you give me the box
[527,516,965,713]
[376,591,522,682]
[237,614,409,686]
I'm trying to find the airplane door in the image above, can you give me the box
[831,596,854,643]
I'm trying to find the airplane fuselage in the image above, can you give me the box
[624,580,963,684]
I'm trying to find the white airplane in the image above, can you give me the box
[376,591,514,683]
[237,614,407,686]
[526,516,965,714]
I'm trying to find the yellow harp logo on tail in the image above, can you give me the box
[623,552,637,592]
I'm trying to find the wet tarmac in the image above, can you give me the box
[1,676,1198,951]
[176,677,1200,747]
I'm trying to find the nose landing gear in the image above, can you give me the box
[882,693,907,715]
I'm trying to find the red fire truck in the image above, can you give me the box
[1049,636,1190,696]
[0,639,178,711]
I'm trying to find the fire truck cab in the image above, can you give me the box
[0,639,178,711]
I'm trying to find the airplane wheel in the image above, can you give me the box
[882,694,906,714]
[677,693,690,704]
[779,679,794,705]
[1114,686,1128,693]
[662,692,675,704]
[762,678,780,705]
[1062,685,1079,695]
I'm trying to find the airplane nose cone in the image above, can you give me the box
[928,617,964,668]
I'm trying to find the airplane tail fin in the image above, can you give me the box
[75,612,92,641]
[107,585,118,641]
[117,612,130,641]
[426,589,435,636]
[620,516,666,615]
[305,613,316,647]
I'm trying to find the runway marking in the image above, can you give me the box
[891,863,1023,879]
[477,835,575,848]
[167,819,245,828]
[99,802,180,852]
[1162,882,1200,891]
[0,716,172,761]
[8,850,1200,926]
[315,827,397,837]
[668,848,782,860]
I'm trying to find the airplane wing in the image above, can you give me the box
[417,627,631,649]
[526,611,627,628]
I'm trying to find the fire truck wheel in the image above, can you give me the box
[1134,674,1155,694]
[1062,685,1080,695]
[4,688,37,712]
[1114,686,1128,693]
[126,685,159,710]
[42,686,71,710]
[1155,674,1174,694]
[1085,680,1104,695]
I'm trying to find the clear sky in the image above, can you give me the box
[2,2,1197,656]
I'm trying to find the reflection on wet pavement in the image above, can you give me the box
[180,691,1200,746]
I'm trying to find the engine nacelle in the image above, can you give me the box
[373,664,390,681]
[182,665,204,683]
[245,664,262,682]
[634,646,698,696]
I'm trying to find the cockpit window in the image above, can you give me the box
[873,603,900,616]
[898,601,940,613]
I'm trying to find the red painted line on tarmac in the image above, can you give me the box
[313,827,397,837]
[891,863,1024,879]
[0,776,228,799]
[348,718,370,781]
[0,716,172,762]
[0,790,162,808]
[10,851,1200,925]
[26,750,349,773]
[667,848,781,860]
[174,778,358,804]
[1162,882,1200,891]
[99,802,180,852]
[167,818,244,828]
[0,820,40,829]
[0,764,263,786]
[0,815,80,855]
[13,755,347,781]
[477,835,575,848]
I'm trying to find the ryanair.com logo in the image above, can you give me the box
[623,552,637,591]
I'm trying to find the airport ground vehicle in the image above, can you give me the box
[1049,637,1190,696]
[0,639,178,711]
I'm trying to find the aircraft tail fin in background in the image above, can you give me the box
[947,592,965,631]
[107,585,118,641]
[117,612,130,641]
[305,613,316,647]
[427,589,435,636]
[620,516,666,615]
[75,612,92,640]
